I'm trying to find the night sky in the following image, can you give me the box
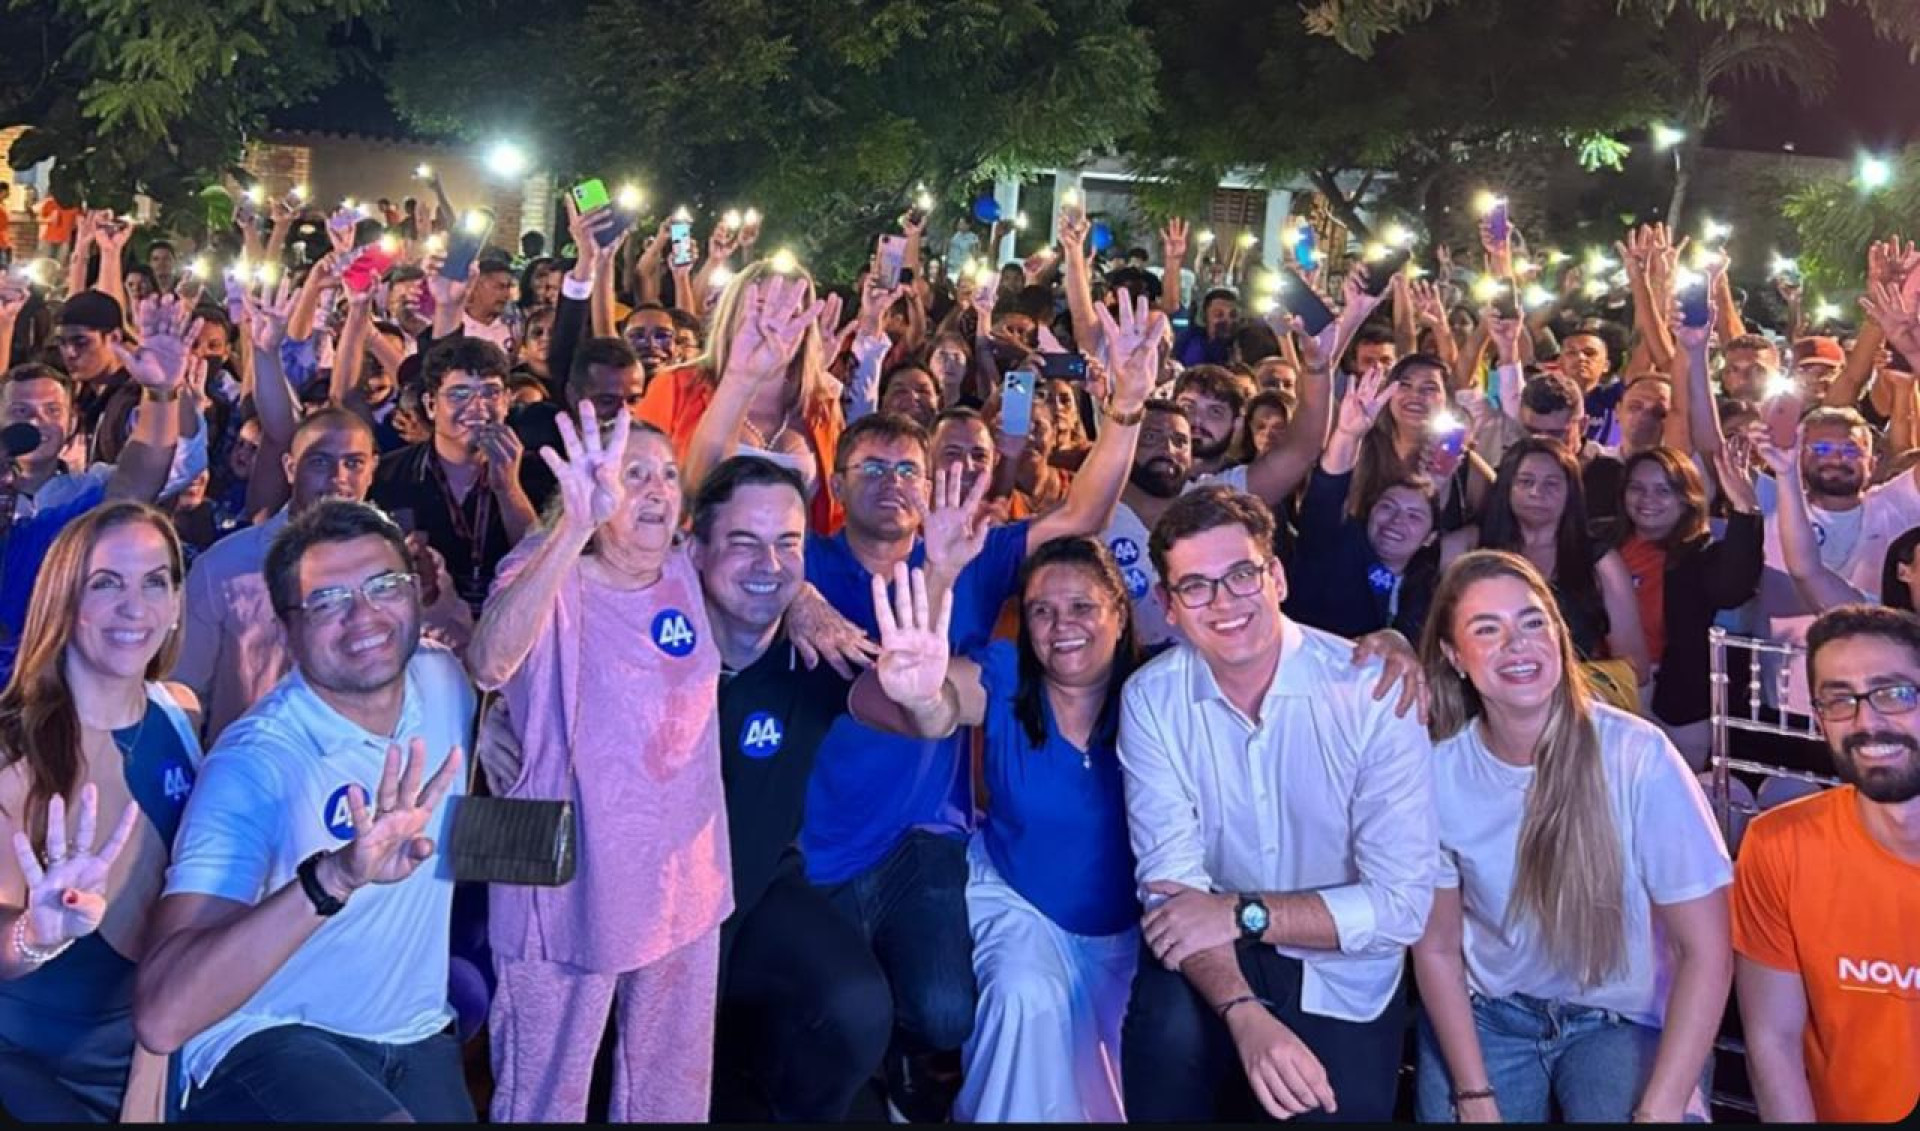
[1711,4,1920,158]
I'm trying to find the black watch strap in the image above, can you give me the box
[297,851,347,917]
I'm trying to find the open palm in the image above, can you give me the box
[335,739,463,888]
[1094,286,1167,406]
[872,562,952,710]
[11,784,138,948]
[727,274,822,383]
[541,402,632,536]
[116,295,203,394]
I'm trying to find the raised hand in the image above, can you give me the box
[1340,263,1384,325]
[0,286,27,327]
[241,274,298,353]
[1058,208,1092,254]
[726,272,825,383]
[95,215,136,261]
[813,291,846,345]
[539,401,633,540]
[1092,286,1167,409]
[1336,364,1391,436]
[9,783,139,952]
[1161,217,1190,266]
[473,423,525,492]
[425,256,474,312]
[871,562,953,712]
[1484,307,1524,365]
[115,295,204,394]
[1713,445,1761,514]
[1408,277,1447,329]
[563,195,612,281]
[708,219,741,265]
[918,460,992,578]
[325,208,359,257]
[1860,279,1920,363]
[327,739,463,892]
[405,531,447,609]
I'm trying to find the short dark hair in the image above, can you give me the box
[1174,364,1254,418]
[622,301,671,328]
[1807,604,1920,686]
[148,240,175,255]
[1012,285,1053,323]
[1200,288,1238,313]
[878,362,935,404]
[1233,321,1282,364]
[1148,485,1276,582]
[475,258,514,279]
[290,406,376,453]
[265,500,409,620]
[668,308,703,337]
[834,412,929,470]
[1104,266,1162,303]
[3,363,75,405]
[421,337,511,394]
[1521,373,1583,417]
[932,405,986,433]
[568,336,640,397]
[1144,397,1191,424]
[690,455,808,543]
[1725,333,1778,356]
[1353,323,1396,349]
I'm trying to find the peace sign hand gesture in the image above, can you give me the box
[115,295,204,395]
[1094,286,1166,411]
[871,562,953,714]
[324,739,464,894]
[10,783,139,952]
[541,401,632,544]
[725,273,825,385]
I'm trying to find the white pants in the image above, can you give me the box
[954,833,1138,1123]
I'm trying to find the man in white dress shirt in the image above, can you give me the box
[1117,486,1438,1123]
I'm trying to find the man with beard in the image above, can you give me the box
[1173,289,1240,367]
[1719,333,1781,404]
[177,409,468,741]
[1731,604,1920,1123]
[1172,365,1253,478]
[136,501,475,1121]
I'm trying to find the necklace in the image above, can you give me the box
[108,701,151,760]
[741,414,794,451]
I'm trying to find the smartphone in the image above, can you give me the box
[876,235,908,289]
[1039,351,1089,381]
[1293,224,1317,270]
[1680,278,1712,328]
[591,207,636,250]
[670,220,694,268]
[1428,411,1467,458]
[343,242,398,294]
[1488,198,1511,244]
[1362,245,1414,297]
[1277,267,1335,336]
[443,209,495,282]
[1001,368,1037,437]
[570,178,612,215]
[1491,283,1520,321]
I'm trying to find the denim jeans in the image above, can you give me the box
[184,1024,473,1123]
[1414,992,1703,1123]
[819,830,978,1053]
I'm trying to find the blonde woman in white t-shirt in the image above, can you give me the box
[1410,550,1733,1123]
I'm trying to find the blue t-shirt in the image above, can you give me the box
[975,641,1137,937]
[0,482,107,683]
[1282,468,1434,643]
[799,523,1029,886]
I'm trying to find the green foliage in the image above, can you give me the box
[1783,145,1920,292]
[0,0,385,223]
[382,0,1155,275]
[1573,132,1634,172]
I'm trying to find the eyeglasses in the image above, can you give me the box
[843,459,924,482]
[1811,682,1920,722]
[286,570,417,622]
[626,328,676,345]
[1168,560,1270,609]
[437,384,506,408]
[1805,441,1866,460]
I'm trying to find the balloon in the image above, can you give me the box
[1089,220,1114,253]
[972,195,1002,224]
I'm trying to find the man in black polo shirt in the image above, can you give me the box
[371,338,540,616]
[691,455,891,1122]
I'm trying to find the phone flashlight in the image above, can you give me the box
[415,164,433,180]
[616,183,643,210]
[722,209,743,231]
[462,210,488,235]
[770,248,798,275]
[1763,370,1799,402]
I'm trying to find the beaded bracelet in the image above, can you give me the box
[12,916,73,966]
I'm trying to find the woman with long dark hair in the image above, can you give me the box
[0,502,201,1121]
[1348,353,1493,531]
[1442,436,1650,690]
[1411,551,1731,1123]
[857,536,1141,1122]
[1606,446,1763,765]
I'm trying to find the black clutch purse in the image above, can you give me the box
[446,794,577,886]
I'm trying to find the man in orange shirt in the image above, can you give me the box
[1732,604,1920,1123]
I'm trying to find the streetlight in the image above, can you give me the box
[1652,124,1686,150]
[1859,154,1894,191]
[485,141,530,179]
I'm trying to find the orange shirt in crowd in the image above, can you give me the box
[1619,534,1667,663]
[1730,786,1920,1122]
[637,363,844,535]
[37,198,80,246]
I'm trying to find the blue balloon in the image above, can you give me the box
[972,195,1001,224]
[1089,220,1114,253]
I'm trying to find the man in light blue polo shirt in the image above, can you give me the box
[133,500,474,1121]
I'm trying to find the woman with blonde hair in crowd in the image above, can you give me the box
[0,502,202,1121]
[1409,550,1731,1123]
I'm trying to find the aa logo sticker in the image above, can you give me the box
[322,784,359,841]
[740,711,785,758]
[161,764,192,803]
[651,609,698,657]
[1110,537,1141,567]
[1123,567,1150,601]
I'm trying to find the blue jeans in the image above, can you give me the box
[819,830,977,1053]
[1414,992,1689,1123]
[183,1024,473,1122]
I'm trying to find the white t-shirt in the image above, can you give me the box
[1432,704,1732,1027]
[1104,465,1251,649]
[166,645,476,1089]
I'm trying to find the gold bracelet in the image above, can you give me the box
[1102,401,1146,427]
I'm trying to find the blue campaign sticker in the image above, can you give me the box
[160,762,193,804]
[1124,567,1150,601]
[322,783,359,841]
[651,609,698,657]
[739,711,786,758]
[1110,537,1141,567]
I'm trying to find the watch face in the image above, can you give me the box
[1241,900,1270,933]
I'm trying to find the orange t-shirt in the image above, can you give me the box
[37,199,80,245]
[1619,534,1667,663]
[1730,786,1920,1122]
[638,363,844,535]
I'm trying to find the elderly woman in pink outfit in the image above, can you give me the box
[467,399,728,1123]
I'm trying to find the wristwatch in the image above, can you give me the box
[296,850,348,917]
[1102,401,1146,427]
[1234,894,1270,942]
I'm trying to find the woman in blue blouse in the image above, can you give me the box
[856,537,1140,1122]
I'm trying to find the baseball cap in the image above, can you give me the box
[57,290,123,333]
[1793,336,1845,367]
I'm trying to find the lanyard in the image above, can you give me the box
[428,453,493,599]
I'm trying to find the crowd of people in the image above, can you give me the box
[0,169,1915,1125]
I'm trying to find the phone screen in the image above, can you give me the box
[443,211,495,282]
[1040,352,1088,381]
[1363,246,1413,297]
[670,221,694,267]
[1488,200,1511,244]
[1279,268,1335,336]
[572,179,611,214]
[1680,281,1712,328]
[876,236,908,289]
[1001,369,1037,436]
[1294,225,1317,270]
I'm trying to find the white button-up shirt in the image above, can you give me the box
[1118,615,1438,1022]
[165,644,475,1089]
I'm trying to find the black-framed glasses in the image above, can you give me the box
[438,385,506,408]
[1168,560,1269,609]
[843,459,924,482]
[285,570,417,622]
[1805,441,1866,460]
[1812,682,1920,723]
